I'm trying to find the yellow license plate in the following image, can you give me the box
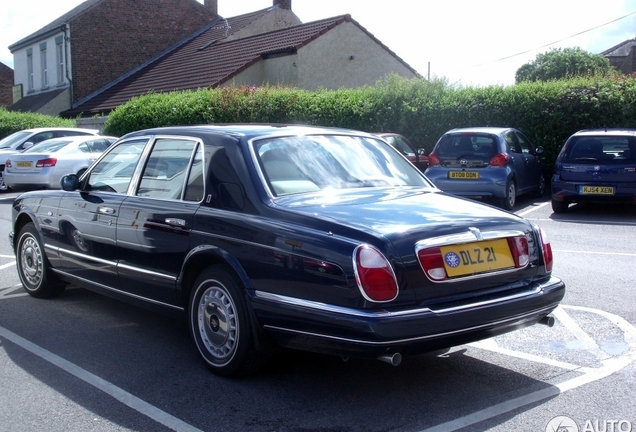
[581,186,614,195]
[440,239,514,277]
[16,161,33,168]
[449,171,479,179]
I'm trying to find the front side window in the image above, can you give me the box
[253,134,429,197]
[87,139,148,193]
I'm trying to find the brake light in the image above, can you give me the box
[536,226,553,272]
[353,245,398,302]
[428,152,441,166]
[507,236,529,267]
[489,153,509,166]
[417,246,447,281]
[36,158,57,167]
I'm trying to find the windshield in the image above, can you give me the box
[0,131,31,150]
[253,134,430,196]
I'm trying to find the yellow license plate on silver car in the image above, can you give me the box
[440,239,514,277]
[16,161,33,168]
[581,186,614,195]
[449,171,479,179]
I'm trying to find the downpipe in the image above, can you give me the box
[377,352,402,366]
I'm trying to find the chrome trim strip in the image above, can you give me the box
[262,304,557,347]
[255,277,560,318]
[415,229,525,249]
[57,247,177,281]
[51,269,184,312]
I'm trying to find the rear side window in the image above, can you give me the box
[563,136,636,164]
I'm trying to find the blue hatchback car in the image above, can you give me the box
[551,129,636,213]
[425,127,546,210]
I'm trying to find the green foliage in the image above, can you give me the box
[515,47,615,83]
[104,74,636,175]
[0,108,76,139]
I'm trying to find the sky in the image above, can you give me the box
[2,0,636,87]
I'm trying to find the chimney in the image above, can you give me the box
[273,0,292,10]
[204,0,218,15]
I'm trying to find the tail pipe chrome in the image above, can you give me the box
[539,314,556,327]
[377,352,402,366]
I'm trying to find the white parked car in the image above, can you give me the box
[0,127,100,191]
[3,135,117,190]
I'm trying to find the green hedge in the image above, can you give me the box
[104,74,636,172]
[0,108,76,139]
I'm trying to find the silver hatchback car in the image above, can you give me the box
[425,127,546,210]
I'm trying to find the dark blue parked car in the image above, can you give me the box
[10,124,564,377]
[425,127,546,210]
[551,129,636,213]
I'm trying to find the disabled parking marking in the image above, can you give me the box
[422,305,636,432]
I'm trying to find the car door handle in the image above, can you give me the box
[98,206,116,215]
[165,218,186,227]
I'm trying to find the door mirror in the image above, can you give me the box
[60,174,80,191]
[21,142,34,151]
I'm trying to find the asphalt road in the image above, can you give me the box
[0,190,634,432]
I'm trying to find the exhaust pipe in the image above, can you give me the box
[539,315,555,327]
[377,352,402,366]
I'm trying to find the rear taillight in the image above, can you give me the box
[428,152,441,166]
[536,226,553,272]
[489,153,509,166]
[507,236,529,267]
[5,159,11,168]
[353,245,398,302]
[36,158,57,167]
[417,246,447,281]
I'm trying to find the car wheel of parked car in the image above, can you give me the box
[0,173,8,192]
[189,265,262,377]
[551,198,569,214]
[499,181,516,210]
[16,223,67,298]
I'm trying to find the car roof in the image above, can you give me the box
[121,124,374,141]
[20,127,100,134]
[444,127,515,135]
[571,129,636,137]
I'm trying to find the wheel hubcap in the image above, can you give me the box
[197,284,238,361]
[20,236,43,287]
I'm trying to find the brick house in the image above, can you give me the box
[7,0,418,119]
[601,38,636,75]
[7,0,219,115]
[0,62,13,108]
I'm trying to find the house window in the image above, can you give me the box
[40,42,48,88]
[26,48,34,92]
[55,36,65,85]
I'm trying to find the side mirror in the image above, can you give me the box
[21,142,34,151]
[535,146,545,155]
[60,174,80,191]
[417,148,427,155]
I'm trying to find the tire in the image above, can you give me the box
[189,265,264,377]
[551,198,569,213]
[16,223,66,298]
[499,181,516,211]
[0,172,8,192]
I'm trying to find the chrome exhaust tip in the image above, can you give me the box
[377,352,402,366]
[539,315,555,327]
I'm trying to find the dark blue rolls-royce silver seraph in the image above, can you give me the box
[10,125,565,377]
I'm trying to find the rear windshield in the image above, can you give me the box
[435,134,497,159]
[562,136,636,164]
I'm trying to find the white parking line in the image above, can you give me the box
[420,305,636,432]
[553,249,636,257]
[0,261,16,271]
[0,325,203,432]
[0,285,27,298]
[516,201,550,217]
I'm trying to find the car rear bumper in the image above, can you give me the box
[3,171,58,189]
[250,276,565,358]
[425,169,509,198]
[551,177,636,203]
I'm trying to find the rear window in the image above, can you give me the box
[563,136,636,164]
[435,134,497,159]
